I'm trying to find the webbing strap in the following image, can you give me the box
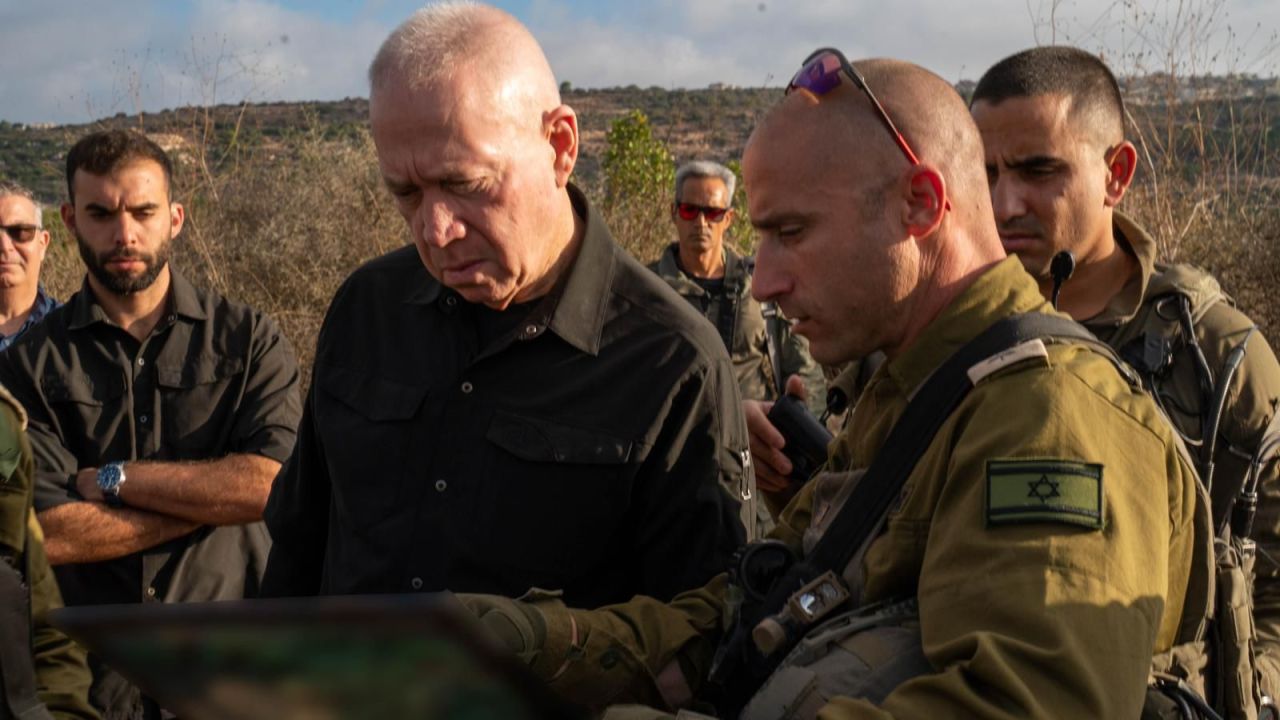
[768,313,1097,612]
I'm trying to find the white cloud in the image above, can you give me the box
[1,0,1277,124]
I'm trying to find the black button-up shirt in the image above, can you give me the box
[263,187,753,608]
[0,269,301,606]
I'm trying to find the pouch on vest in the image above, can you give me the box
[739,598,925,720]
[1214,535,1263,719]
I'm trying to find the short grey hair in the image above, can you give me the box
[0,180,41,228]
[674,161,736,203]
[368,1,487,95]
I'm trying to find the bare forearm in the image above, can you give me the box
[39,503,198,565]
[81,454,281,526]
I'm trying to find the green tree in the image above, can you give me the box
[601,110,675,261]
[725,158,755,256]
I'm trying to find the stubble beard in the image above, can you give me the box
[76,231,171,295]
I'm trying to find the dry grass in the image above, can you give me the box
[35,91,1280,380]
[41,128,408,388]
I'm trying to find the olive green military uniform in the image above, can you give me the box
[0,387,97,719]
[649,244,826,413]
[483,257,1209,718]
[1088,213,1280,698]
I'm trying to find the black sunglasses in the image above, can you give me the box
[0,224,40,244]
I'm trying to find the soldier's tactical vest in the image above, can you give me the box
[739,470,931,720]
[1107,264,1277,719]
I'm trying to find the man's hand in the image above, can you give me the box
[74,467,103,502]
[457,593,548,666]
[745,375,809,493]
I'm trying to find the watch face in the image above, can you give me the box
[99,464,123,493]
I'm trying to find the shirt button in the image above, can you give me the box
[460,381,473,394]
[137,357,146,366]
[410,577,424,590]
[139,414,149,425]
[445,296,457,307]
[525,324,539,336]
[434,479,448,493]
[146,586,157,598]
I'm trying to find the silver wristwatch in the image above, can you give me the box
[97,462,127,508]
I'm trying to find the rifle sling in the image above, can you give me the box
[773,313,1096,610]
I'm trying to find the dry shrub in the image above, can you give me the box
[35,80,1280,382]
[1121,91,1280,339]
[42,126,409,388]
[1031,0,1280,337]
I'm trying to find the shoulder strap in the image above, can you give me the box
[770,313,1097,606]
[761,303,786,396]
[744,256,786,397]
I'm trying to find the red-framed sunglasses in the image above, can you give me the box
[787,47,922,167]
[675,202,730,222]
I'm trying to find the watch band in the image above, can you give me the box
[97,462,127,508]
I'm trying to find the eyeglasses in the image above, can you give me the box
[787,48,922,167]
[0,224,39,244]
[675,203,730,223]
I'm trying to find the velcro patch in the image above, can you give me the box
[986,459,1103,530]
[967,338,1049,385]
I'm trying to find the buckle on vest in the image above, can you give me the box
[787,570,850,625]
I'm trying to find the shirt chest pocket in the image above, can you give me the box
[157,355,245,454]
[479,410,639,577]
[316,365,430,523]
[41,373,125,459]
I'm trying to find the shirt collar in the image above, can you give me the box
[400,185,614,355]
[1085,210,1157,327]
[544,184,614,355]
[882,255,1052,397]
[67,265,206,331]
[657,243,748,291]
[29,286,58,321]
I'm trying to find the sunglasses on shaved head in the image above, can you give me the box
[787,47,948,210]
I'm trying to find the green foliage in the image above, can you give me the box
[725,158,754,256]
[602,110,674,207]
[600,110,676,262]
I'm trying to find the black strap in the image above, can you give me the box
[766,313,1098,614]
[761,303,786,396]
[0,558,51,720]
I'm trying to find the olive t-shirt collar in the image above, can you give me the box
[1083,210,1159,328]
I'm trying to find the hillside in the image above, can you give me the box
[6,80,1280,203]
[0,87,780,205]
[1,81,1277,354]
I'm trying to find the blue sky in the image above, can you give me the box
[2,0,1277,125]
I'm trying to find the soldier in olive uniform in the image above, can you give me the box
[649,161,825,413]
[970,46,1280,711]
[0,386,97,719]
[458,56,1213,718]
